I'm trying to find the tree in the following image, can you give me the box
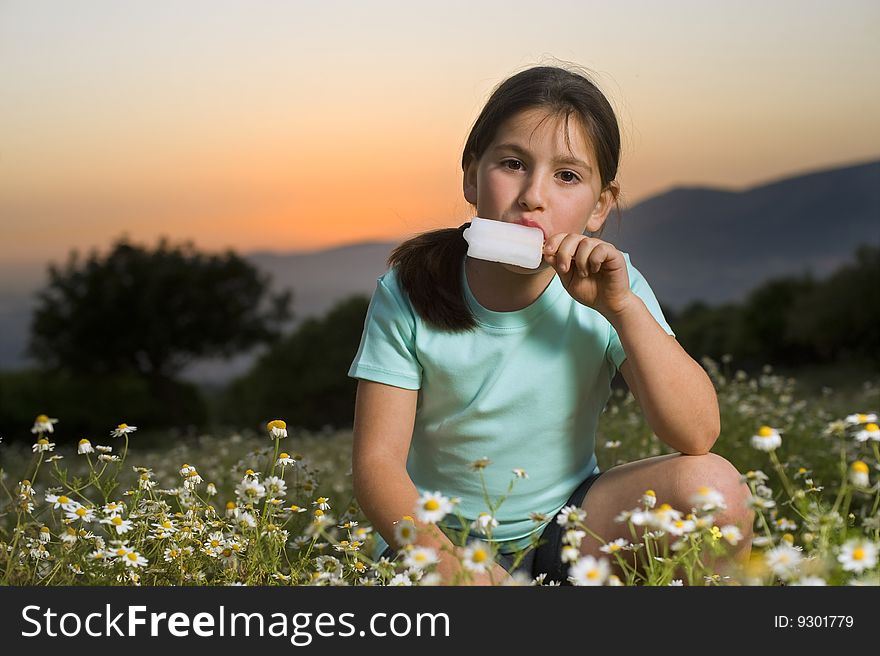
[221,295,370,431]
[28,236,293,426]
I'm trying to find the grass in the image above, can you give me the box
[1,357,877,586]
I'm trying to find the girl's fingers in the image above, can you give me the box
[585,242,611,274]
[548,234,590,273]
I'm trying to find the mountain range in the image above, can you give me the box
[1,158,877,384]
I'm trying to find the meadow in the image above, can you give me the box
[1,356,877,586]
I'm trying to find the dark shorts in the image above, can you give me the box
[380,470,603,585]
[530,469,603,585]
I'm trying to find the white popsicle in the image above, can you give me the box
[462,217,544,269]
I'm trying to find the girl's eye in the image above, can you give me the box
[502,159,523,171]
[559,171,579,183]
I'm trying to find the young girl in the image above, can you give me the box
[349,64,754,585]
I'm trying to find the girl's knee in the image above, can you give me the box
[674,453,752,516]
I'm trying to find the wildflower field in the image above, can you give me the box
[1,358,878,586]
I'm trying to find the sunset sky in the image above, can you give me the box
[2,0,878,269]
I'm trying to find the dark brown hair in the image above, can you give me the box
[389,64,622,331]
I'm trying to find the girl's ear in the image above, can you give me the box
[585,181,620,233]
[462,155,478,205]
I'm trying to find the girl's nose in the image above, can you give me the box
[518,174,546,211]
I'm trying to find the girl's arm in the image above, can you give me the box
[351,380,511,585]
[613,295,721,456]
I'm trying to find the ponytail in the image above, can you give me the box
[387,223,476,332]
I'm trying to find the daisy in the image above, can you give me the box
[568,555,610,586]
[138,472,157,490]
[512,468,528,479]
[403,546,439,570]
[163,546,182,562]
[845,413,877,425]
[849,461,870,488]
[471,512,498,535]
[313,496,331,511]
[560,545,580,563]
[650,503,683,530]
[555,505,586,528]
[267,419,288,439]
[388,573,413,586]
[719,525,744,546]
[751,426,782,451]
[32,439,55,453]
[837,538,878,573]
[45,493,78,511]
[122,550,148,568]
[61,527,79,545]
[233,511,257,531]
[152,518,177,534]
[277,452,296,466]
[263,476,287,499]
[66,505,96,523]
[77,439,94,454]
[666,517,697,536]
[764,543,803,579]
[414,491,452,524]
[31,415,58,434]
[461,540,494,574]
[774,517,798,531]
[562,529,587,548]
[854,423,880,443]
[235,479,266,502]
[599,538,630,555]
[640,490,657,509]
[102,515,134,535]
[110,423,137,438]
[689,486,726,512]
[103,501,125,516]
[393,517,417,546]
[95,445,113,453]
[39,526,51,543]
[790,576,827,586]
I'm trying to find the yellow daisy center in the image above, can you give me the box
[127,552,138,561]
[76,507,87,517]
[279,453,289,459]
[472,550,487,563]
[36,414,49,423]
[758,426,774,437]
[267,420,287,431]
[424,499,440,511]
[587,569,600,580]
[866,423,879,432]
[852,548,865,561]
[58,495,70,504]
[111,516,123,525]
[852,461,869,474]
[117,424,128,430]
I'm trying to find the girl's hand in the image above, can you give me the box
[542,233,634,319]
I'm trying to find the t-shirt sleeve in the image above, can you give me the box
[606,253,675,373]
[348,270,422,390]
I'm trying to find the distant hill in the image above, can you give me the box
[606,159,880,310]
[1,158,877,383]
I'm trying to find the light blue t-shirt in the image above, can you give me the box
[348,253,674,558]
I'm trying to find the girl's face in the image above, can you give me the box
[463,107,618,274]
